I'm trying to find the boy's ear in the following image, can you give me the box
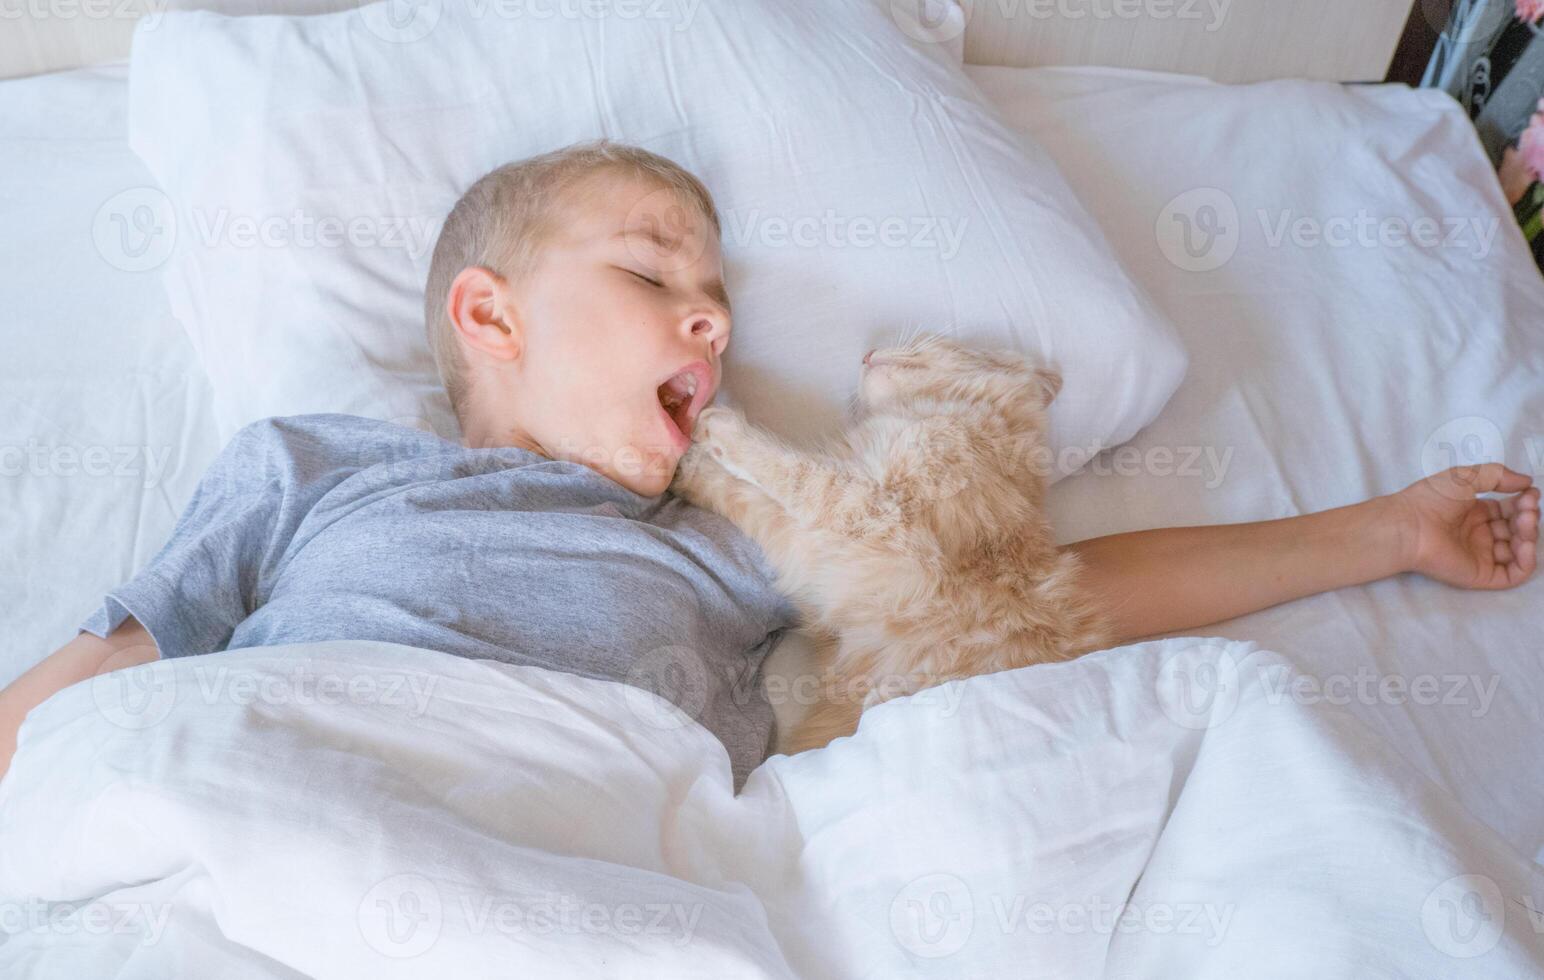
[446,266,523,361]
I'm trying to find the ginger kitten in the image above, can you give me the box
[670,335,1109,754]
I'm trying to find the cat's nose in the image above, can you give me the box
[863,348,876,365]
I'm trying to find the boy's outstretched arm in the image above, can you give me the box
[0,617,160,781]
[1065,464,1540,647]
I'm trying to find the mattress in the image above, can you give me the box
[4,61,1542,866]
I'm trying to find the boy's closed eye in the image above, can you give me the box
[623,267,665,288]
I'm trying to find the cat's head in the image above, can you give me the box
[857,335,1061,423]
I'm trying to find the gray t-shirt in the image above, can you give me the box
[80,414,798,789]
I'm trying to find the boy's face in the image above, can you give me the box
[457,174,731,496]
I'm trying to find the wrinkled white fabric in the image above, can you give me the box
[3,638,1540,977]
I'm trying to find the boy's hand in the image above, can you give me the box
[1393,464,1539,590]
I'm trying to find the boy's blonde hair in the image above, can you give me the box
[423,140,721,421]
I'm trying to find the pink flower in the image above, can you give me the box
[1501,148,1533,205]
[1520,0,1544,23]
[1522,99,1544,183]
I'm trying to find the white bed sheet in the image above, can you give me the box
[0,63,218,689]
[960,66,1544,864]
[3,62,1542,865]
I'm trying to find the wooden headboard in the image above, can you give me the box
[0,0,1419,84]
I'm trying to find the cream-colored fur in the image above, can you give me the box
[671,335,1110,755]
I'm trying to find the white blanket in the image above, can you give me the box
[2,639,1541,978]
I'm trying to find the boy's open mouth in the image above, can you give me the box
[655,361,713,446]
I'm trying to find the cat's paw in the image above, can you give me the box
[670,442,720,504]
[691,406,746,459]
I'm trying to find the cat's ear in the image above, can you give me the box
[1033,368,1062,406]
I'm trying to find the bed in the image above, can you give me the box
[2,25,1543,979]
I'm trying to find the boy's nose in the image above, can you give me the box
[863,348,876,365]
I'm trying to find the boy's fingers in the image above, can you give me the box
[1511,486,1542,511]
[1516,538,1537,577]
[1493,493,1534,519]
[1501,539,1537,587]
[1516,506,1540,542]
[1451,463,1533,495]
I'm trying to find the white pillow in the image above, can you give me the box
[127,0,1185,480]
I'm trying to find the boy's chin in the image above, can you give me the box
[605,445,679,498]
[619,470,673,498]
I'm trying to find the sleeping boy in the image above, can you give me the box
[1,141,1537,790]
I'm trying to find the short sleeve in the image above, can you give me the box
[77,416,364,658]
